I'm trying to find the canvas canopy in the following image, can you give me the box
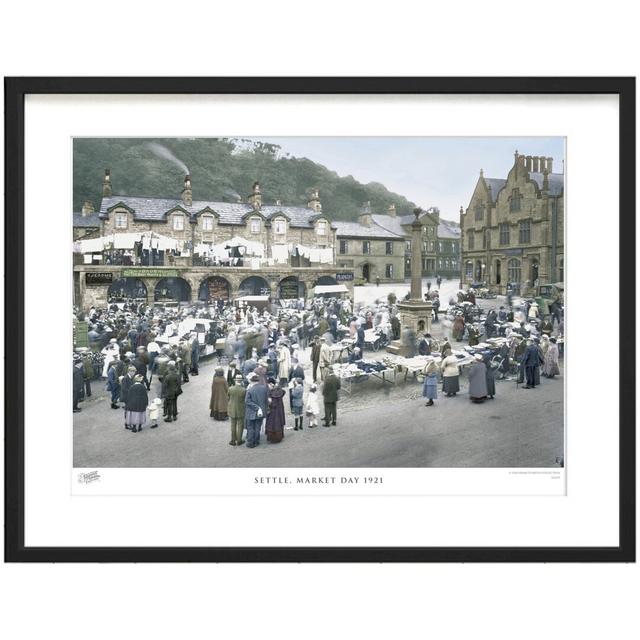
[313,284,349,295]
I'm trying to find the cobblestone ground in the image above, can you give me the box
[74,281,564,468]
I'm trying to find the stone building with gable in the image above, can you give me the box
[336,201,461,283]
[460,152,564,294]
[73,170,351,309]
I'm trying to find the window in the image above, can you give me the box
[510,188,521,212]
[483,229,491,249]
[385,241,393,255]
[316,220,327,236]
[250,218,261,234]
[465,260,473,279]
[173,215,184,231]
[519,219,531,244]
[474,204,484,221]
[202,216,214,231]
[362,240,371,255]
[499,223,510,245]
[507,258,521,283]
[385,264,393,279]
[274,218,286,235]
[405,241,411,253]
[422,241,427,253]
[115,212,127,229]
[468,231,475,250]
[429,241,435,252]
[339,239,348,254]
[559,257,564,281]
[439,241,444,253]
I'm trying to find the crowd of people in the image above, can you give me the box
[73,283,564,445]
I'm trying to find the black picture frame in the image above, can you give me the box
[4,77,636,563]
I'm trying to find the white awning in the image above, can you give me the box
[314,284,349,294]
[237,295,269,302]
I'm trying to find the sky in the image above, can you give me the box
[259,136,565,222]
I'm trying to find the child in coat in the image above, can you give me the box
[291,378,304,430]
[148,398,163,428]
[305,384,320,428]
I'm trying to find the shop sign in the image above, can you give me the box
[335,272,354,281]
[122,268,179,278]
[85,272,113,286]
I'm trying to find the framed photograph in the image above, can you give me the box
[5,77,635,562]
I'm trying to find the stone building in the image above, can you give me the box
[73,171,352,309]
[460,152,564,294]
[346,202,461,281]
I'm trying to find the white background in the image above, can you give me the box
[27,94,609,548]
[1,2,638,639]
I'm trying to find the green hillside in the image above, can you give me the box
[73,138,416,221]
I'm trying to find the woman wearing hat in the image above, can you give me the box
[422,359,439,407]
[125,375,149,433]
[265,381,286,443]
[441,351,460,397]
[468,354,488,403]
[542,337,560,379]
[210,367,229,420]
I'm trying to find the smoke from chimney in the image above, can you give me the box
[146,142,190,175]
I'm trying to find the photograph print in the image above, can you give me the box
[72,136,565,470]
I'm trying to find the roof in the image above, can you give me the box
[437,220,461,239]
[528,172,564,196]
[370,214,406,236]
[333,220,404,239]
[483,178,507,200]
[98,195,335,229]
[73,212,101,228]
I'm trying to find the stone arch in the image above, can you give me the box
[238,275,271,297]
[277,275,306,300]
[108,277,147,302]
[314,275,338,287]
[154,277,192,303]
[198,275,232,302]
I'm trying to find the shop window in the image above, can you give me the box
[508,258,521,283]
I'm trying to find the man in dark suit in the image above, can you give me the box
[522,340,542,389]
[322,367,341,427]
[244,373,269,448]
[72,358,84,413]
[310,336,321,383]
[162,362,181,422]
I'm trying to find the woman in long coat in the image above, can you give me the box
[452,315,465,341]
[422,360,439,407]
[265,382,286,443]
[542,337,560,378]
[125,375,149,433]
[483,353,496,399]
[468,355,488,403]
[441,353,460,397]
[210,367,229,420]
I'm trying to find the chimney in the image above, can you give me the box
[532,156,540,173]
[546,157,553,173]
[248,181,262,210]
[275,198,282,206]
[387,204,397,217]
[81,200,95,217]
[542,166,550,192]
[525,156,532,171]
[181,174,193,207]
[307,188,322,212]
[102,168,112,197]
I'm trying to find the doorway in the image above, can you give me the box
[362,263,371,283]
[495,260,501,285]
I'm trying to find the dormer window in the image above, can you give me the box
[173,214,185,231]
[115,212,128,229]
[250,217,261,234]
[274,218,286,235]
[202,215,214,232]
[316,220,327,236]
